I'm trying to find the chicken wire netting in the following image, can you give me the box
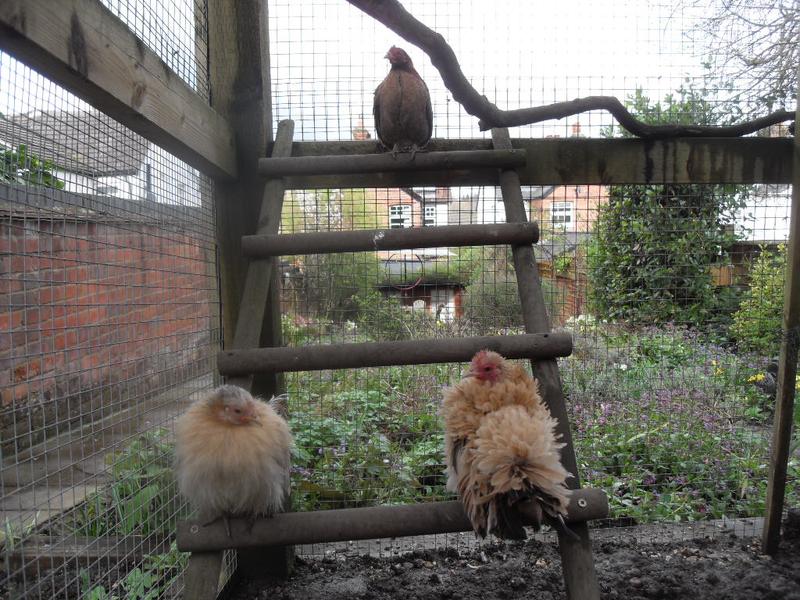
[0,0,796,597]
[269,0,797,556]
[0,1,219,596]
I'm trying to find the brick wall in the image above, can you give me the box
[0,210,218,453]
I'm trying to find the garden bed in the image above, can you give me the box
[229,512,800,600]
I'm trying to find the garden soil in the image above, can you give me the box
[228,511,800,600]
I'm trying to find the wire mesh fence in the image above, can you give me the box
[268,0,797,553]
[0,20,219,599]
[0,0,796,597]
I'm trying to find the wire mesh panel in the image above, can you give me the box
[101,0,210,99]
[268,0,797,553]
[0,29,218,600]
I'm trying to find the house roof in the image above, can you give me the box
[0,110,149,177]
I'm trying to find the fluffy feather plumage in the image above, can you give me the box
[373,46,433,156]
[175,385,293,534]
[442,350,572,539]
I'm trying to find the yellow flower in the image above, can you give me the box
[747,373,766,383]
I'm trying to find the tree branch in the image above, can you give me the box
[347,0,795,138]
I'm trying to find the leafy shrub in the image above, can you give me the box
[289,383,449,510]
[0,144,65,189]
[729,244,787,356]
[588,88,747,327]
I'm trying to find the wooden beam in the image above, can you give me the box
[762,76,800,555]
[0,0,237,180]
[242,222,540,257]
[258,149,526,177]
[177,489,608,552]
[218,332,572,375]
[207,0,291,583]
[183,551,225,600]
[210,0,276,350]
[275,137,792,188]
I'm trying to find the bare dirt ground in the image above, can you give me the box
[228,511,800,600]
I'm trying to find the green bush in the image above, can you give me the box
[729,244,787,356]
[0,144,65,189]
[588,88,747,327]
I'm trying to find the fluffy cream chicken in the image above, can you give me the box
[175,385,293,536]
[442,350,572,539]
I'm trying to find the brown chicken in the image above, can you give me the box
[442,350,572,540]
[175,385,293,536]
[373,46,433,157]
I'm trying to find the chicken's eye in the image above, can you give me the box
[484,366,491,371]
[234,408,242,414]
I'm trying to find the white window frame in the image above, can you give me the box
[551,201,574,227]
[423,204,436,226]
[389,204,412,228]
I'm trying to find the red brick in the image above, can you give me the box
[13,359,41,382]
[0,310,25,331]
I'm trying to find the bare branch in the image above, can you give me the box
[347,0,794,138]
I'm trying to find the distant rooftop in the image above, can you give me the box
[0,110,149,177]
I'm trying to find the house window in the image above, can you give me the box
[423,204,447,227]
[551,201,573,227]
[424,205,436,226]
[389,204,412,228]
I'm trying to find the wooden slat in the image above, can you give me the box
[258,149,526,177]
[183,551,225,600]
[762,82,800,555]
[492,127,600,600]
[0,0,237,179]
[7,535,170,574]
[218,332,572,375]
[242,222,539,257]
[276,137,792,188]
[177,489,608,552]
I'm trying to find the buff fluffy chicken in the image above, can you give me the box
[175,385,293,536]
[373,46,433,157]
[442,350,573,540]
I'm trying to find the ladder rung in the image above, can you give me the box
[258,149,527,177]
[242,222,539,257]
[176,488,608,552]
[218,332,572,375]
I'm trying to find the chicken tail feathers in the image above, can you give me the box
[469,405,573,539]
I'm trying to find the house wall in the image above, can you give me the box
[529,184,609,233]
[0,213,216,452]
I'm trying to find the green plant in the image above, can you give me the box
[0,511,40,551]
[729,244,787,356]
[0,144,65,189]
[71,429,182,538]
[588,87,748,327]
[79,543,187,600]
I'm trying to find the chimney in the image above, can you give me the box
[571,121,582,137]
[352,117,371,141]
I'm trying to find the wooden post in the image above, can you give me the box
[762,76,800,555]
[492,127,600,600]
[208,0,274,350]
[207,0,293,584]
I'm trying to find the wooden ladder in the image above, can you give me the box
[178,120,606,600]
